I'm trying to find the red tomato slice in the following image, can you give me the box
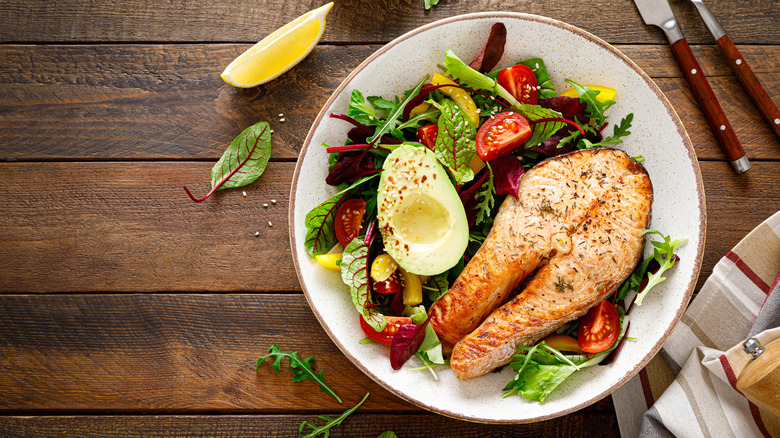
[335,199,366,247]
[475,112,532,161]
[416,124,438,149]
[497,64,538,105]
[577,300,620,353]
[372,271,401,295]
[360,315,413,345]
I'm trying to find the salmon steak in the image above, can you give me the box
[427,148,652,379]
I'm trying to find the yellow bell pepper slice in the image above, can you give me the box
[559,85,617,103]
[315,253,342,272]
[431,73,479,127]
[409,102,430,118]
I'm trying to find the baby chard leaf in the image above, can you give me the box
[341,238,386,332]
[304,174,381,257]
[257,344,342,403]
[184,122,271,202]
[430,98,477,185]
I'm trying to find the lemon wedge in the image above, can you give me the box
[221,2,333,87]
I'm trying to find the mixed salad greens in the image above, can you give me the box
[303,23,685,403]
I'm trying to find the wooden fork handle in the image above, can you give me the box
[716,34,780,141]
[670,38,748,170]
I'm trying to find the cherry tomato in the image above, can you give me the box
[497,64,538,105]
[334,199,366,247]
[372,271,401,295]
[475,112,532,161]
[577,300,620,353]
[360,315,413,345]
[416,124,438,149]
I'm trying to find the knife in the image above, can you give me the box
[632,0,750,174]
[689,0,780,142]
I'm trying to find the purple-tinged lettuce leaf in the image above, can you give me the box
[430,98,477,184]
[491,154,525,199]
[304,174,381,256]
[469,23,506,73]
[539,96,587,121]
[325,150,376,186]
[341,238,386,332]
[390,316,431,370]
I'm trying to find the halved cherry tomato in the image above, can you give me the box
[577,300,620,353]
[334,199,366,247]
[416,124,438,149]
[372,271,401,295]
[360,315,413,345]
[475,111,532,161]
[497,64,538,105]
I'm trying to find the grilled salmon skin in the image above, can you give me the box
[445,148,652,379]
[428,148,651,355]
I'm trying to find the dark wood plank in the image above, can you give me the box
[0,293,614,415]
[0,0,776,45]
[0,413,620,437]
[2,45,778,162]
[1,161,778,293]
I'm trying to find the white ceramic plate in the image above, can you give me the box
[289,12,705,423]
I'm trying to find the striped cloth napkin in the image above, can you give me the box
[613,210,780,437]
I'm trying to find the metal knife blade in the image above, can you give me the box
[633,0,684,44]
[689,0,727,40]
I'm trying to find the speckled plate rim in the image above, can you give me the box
[288,12,706,423]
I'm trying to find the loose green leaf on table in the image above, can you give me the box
[377,432,399,438]
[298,392,370,438]
[257,344,342,403]
[184,122,271,202]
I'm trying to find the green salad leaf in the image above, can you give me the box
[634,230,688,306]
[341,238,386,331]
[304,174,381,256]
[347,89,379,126]
[258,344,342,403]
[487,58,556,98]
[474,163,496,225]
[514,103,567,147]
[580,113,634,149]
[423,0,440,9]
[298,393,369,438]
[424,272,449,302]
[367,76,428,144]
[443,50,521,108]
[564,80,615,127]
[430,98,477,185]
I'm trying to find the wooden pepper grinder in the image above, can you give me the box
[737,337,780,417]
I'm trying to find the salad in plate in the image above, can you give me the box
[303,23,684,403]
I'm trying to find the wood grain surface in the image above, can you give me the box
[0,0,776,45]
[0,413,619,437]
[1,45,778,161]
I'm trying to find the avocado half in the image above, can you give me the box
[376,144,469,276]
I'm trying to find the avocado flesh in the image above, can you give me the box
[377,144,468,276]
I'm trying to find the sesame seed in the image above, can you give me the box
[279,118,285,122]
[242,191,247,197]
[255,231,260,236]
[278,113,284,117]
[270,129,274,133]
[271,199,277,204]
[263,203,268,208]
[268,221,273,227]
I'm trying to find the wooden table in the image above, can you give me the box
[0,0,778,436]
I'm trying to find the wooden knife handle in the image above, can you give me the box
[716,34,780,141]
[670,39,746,163]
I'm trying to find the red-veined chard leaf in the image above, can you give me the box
[430,98,477,185]
[184,122,271,202]
[341,238,386,332]
[425,272,449,302]
[304,173,380,257]
[514,104,567,148]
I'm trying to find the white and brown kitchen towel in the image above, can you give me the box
[613,210,780,437]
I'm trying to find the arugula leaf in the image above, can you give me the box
[377,432,398,438]
[347,89,379,126]
[341,238,386,331]
[298,392,369,438]
[368,76,428,145]
[430,98,477,184]
[423,0,440,9]
[579,113,634,149]
[184,122,271,202]
[304,173,381,256]
[258,344,342,403]
[473,163,495,225]
[564,80,615,127]
[634,230,687,306]
[443,50,521,108]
